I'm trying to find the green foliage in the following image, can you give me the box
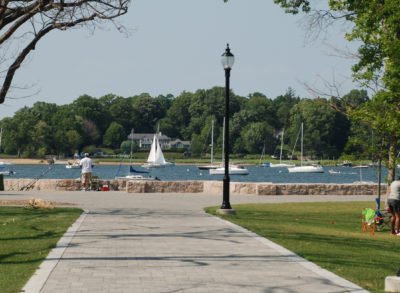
[103,122,126,148]
[206,201,398,292]
[0,207,82,293]
[131,94,164,133]
[0,86,361,158]
[287,98,349,158]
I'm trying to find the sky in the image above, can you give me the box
[0,0,360,120]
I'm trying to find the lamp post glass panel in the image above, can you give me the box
[220,44,234,212]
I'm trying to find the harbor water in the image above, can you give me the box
[5,164,387,184]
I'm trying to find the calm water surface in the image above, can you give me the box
[6,164,387,183]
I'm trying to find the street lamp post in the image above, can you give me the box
[217,44,236,215]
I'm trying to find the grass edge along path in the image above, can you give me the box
[205,201,399,293]
[0,207,83,293]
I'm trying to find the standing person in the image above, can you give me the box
[388,176,400,235]
[79,153,94,191]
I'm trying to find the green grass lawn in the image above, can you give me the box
[205,201,399,293]
[0,207,83,293]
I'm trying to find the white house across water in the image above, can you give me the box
[129,133,191,149]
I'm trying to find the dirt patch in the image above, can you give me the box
[0,200,77,206]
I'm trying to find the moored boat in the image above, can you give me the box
[209,165,249,175]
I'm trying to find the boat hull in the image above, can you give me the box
[269,163,295,168]
[209,166,249,175]
[142,162,175,169]
[288,166,324,173]
[197,165,219,170]
[115,175,158,181]
[66,165,80,169]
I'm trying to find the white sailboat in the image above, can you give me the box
[270,128,295,168]
[142,132,174,168]
[116,129,159,180]
[198,120,219,170]
[288,123,324,173]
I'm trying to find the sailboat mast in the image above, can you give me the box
[279,128,284,164]
[129,128,134,165]
[211,120,214,164]
[300,123,304,166]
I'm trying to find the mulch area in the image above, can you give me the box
[0,200,77,206]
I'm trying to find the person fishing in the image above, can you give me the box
[79,153,94,191]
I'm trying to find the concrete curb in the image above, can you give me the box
[21,209,89,293]
[386,276,400,292]
[213,214,369,293]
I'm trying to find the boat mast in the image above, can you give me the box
[211,120,214,165]
[300,123,304,167]
[279,128,284,164]
[129,128,134,166]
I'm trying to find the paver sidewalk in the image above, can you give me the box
[4,192,370,293]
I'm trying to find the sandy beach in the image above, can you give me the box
[2,158,130,165]
[2,158,48,165]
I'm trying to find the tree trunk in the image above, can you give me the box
[388,144,396,185]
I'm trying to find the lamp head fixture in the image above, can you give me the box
[221,44,234,69]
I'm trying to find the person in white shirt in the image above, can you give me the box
[388,177,400,235]
[79,153,94,191]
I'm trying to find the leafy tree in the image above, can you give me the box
[270,0,400,178]
[30,121,52,156]
[72,95,110,134]
[156,94,175,117]
[9,107,39,156]
[81,120,101,145]
[242,122,273,154]
[272,88,300,129]
[160,92,194,139]
[0,117,19,154]
[65,130,83,155]
[341,90,369,111]
[288,98,349,158]
[350,91,400,183]
[103,122,126,148]
[245,92,276,127]
[108,97,134,133]
[231,110,255,153]
[131,94,163,133]
[31,102,58,125]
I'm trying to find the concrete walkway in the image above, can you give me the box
[1,191,373,293]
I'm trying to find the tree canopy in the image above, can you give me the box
[0,87,368,159]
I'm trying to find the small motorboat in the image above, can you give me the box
[66,159,81,169]
[209,165,249,175]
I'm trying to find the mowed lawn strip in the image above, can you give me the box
[205,201,399,293]
[0,207,83,293]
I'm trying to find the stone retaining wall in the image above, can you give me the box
[3,178,387,195]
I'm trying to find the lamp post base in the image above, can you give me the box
[216,208,236,215]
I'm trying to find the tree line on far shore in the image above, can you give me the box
[0,87,371,160]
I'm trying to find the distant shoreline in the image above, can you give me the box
[2,158,200,166]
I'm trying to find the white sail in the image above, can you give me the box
[154,136,167,165]
[147,134,158,163]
